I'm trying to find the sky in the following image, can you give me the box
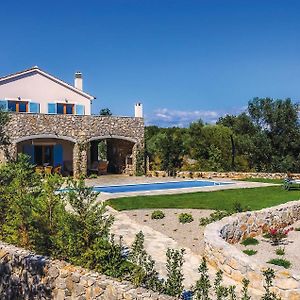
[1,0,300,127]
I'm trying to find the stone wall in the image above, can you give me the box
[204,201,300,299]
[0,242,174,300]
[148,170,299,179]
[2,113,144,176]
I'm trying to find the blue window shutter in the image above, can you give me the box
[75,104,85,115]
[0,100,8,111]
[23,144,35,164]
[48,103,57,114]
[53,144,63,167]
[29,102,40,113]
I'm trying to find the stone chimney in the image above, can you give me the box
[134,102,143,118]
[74,72,83,91]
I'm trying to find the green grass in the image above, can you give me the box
[243,249,258,256]
[267,258,291,269]
[237,178,283,184]
[107,186,300,211]
[241,237,259,246]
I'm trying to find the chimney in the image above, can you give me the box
[134,102,143,118]
[74,72,83,91]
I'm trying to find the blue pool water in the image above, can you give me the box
[93,180,232,193]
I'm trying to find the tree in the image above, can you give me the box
[248,97,300,172]
[99,108,112,116]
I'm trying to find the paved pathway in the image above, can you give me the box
[108,206,202,287]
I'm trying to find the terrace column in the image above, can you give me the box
[73,142,88,178]
[132,143,138,176]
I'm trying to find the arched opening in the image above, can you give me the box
[88,137,135,175]
[16,136,75,176]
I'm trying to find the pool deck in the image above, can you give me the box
[85,175,278,200]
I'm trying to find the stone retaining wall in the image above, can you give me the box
[204,201,300,299]
[0,242,173,300]
[148,171,300,179]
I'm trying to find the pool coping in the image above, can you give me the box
[97,179,278,200]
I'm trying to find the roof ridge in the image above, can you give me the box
[0,66,96,100]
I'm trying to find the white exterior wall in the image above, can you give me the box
[0,72,91,115]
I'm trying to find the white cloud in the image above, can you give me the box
[145,107,245,127]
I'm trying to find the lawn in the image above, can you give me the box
[237,178,283,184]
[107,186,300,211]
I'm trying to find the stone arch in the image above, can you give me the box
[87,135,138,144]
[88,136,138,175]
[13,134,76,144]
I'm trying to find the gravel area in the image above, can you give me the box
[236,220,300,273]
[123,208,213,254]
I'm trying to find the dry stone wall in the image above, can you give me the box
[149,170,298,179]
[204,201,300,299]
[0,242,174,300]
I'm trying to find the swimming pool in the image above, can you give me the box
[93,180,232,194]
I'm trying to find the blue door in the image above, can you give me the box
[53,144,63,167]
[23,144,35,164]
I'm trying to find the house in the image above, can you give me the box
[0,66,144,176]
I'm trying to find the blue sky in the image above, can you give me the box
[1,0,300,127]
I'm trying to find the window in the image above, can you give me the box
[56,103,74,114]
[7,100,28,112]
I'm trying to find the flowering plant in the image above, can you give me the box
[268,227,293,245]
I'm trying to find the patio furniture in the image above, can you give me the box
[35,166,44,176]
[283,178,300,190]
[53,165,62,175]
[98,161,109,175]
[44,166,53,175]
[89,160,109,175]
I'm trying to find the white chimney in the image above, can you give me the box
[134,102,143,118]
[74,72,83,91]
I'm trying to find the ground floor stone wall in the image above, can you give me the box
[0,242,174,300]
[204,201,300,299]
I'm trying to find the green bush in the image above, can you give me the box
[199,210,231,226]
[243,249,257,256]
[295,227,300,231]
[241,237,259,246]
[275,248,285,256]
[151,210,165,220]
[267,258,291,269]
[178,213,193,224]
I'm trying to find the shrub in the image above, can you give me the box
[233,201,243,213]
[268,227,293,245]
[164,248,185,297]
[88,173,98,179]
[275,248,285,256]
[199,210,231,226]
[267,258,291,269]
[262,268,282,300]
[179,213,194,224]
[241,237,259,246]
[151,210,165,220]
[295,227,300,231]
[243,249,257,256]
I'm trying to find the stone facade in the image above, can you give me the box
[2,113,144,176]
[0,242,174,300]
[204,201,300,299]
